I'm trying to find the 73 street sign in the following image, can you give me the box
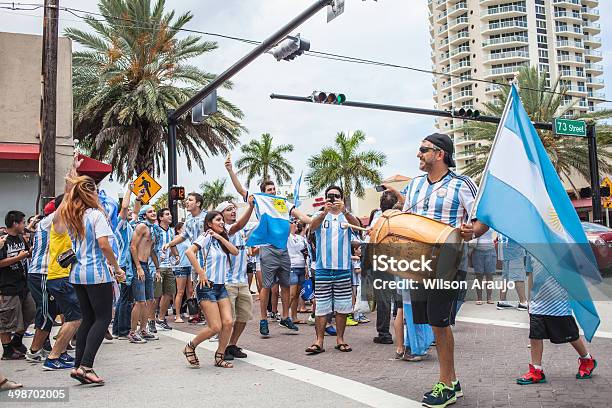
[554,118,587,137]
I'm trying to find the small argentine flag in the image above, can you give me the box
[294,171,303,209]
[247,193,291,250]
[474,84,602,341]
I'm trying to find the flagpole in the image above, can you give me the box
[469,85,516,221]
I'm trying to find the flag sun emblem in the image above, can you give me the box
[548,207,563,233]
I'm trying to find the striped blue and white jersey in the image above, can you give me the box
[402,171,477,227]
[114,218,134,268]
[28,213,54,275]
[314,211,352,271]
[182,211,207,265]
[226,225,247,284]
[154,224,175,268]
[193,234,230,284]
[175,240,192,268]
[529,258,571,316]
[70,209,115,285]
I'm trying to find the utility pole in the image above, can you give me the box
[587,123,602,224]
[39,0,59,211]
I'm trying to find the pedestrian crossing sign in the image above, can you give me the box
[603,176,612,209]
[131,170,161,204]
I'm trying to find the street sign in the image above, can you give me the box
[327,0,344,22]
[132,170,161,204]
[554,118,587,137]
[602,176,612,209]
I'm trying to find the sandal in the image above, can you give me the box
[183,342,200,368]
[305,344,325,354]
[476,301,483,305]
[487,300,495,304]
[335,343,352,352]
[72,366,105,386]
[175,317,184,323]
[293,319,305,325]
[0,378,23,390]
[214,351,233,368]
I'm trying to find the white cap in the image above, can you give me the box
[215,201,234,213]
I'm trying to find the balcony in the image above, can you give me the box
[485,50,530,64]
[555,26,582,35]
[453,89,473,103]
[487,65,526,78]
[556,54,584,65]
[479,0,515,6]
[481,5,527,20]
[585,49,603,61]
[588,91,605,100]
[455,150,477,160]
[583,35,602,48]
[560,70,585,80]
[449,30,470,46]
[435,0,447,10]
[449,60,472,74]
[582,0,598,8]
[581,7,600,20]
[451,76,474,87]
[447,2,467,18]
[482,19,528,35]
[485,84,503,94]
[587,77,605,88]
[564,85,587,94]
[556,40,583,51]
[585,63,603,73]
[448,16,469,31]
[583,21,601,35]
[454,134,473,145]
[552,0,581,7]
[483,34,528,49]
[438,24,449,34]
[553,11,582,23]
[449,45,470,59]
[436,9,448,23]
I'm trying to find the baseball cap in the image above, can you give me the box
[215,201,234,213]
[423,132,456,168]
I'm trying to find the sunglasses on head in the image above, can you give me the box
[419,146,441,154]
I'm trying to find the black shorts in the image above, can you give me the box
[529,314,579,344]
[410,286,459,328]
[27,273,58,332]
[246,262,256,275]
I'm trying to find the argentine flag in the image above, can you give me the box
[294,171,303,209]
[247,193,291,250]
[474,84,602,341]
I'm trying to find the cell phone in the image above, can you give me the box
[375,185,386,192]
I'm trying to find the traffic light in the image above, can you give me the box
[452,107,480,119]
[270,33,310,61]
[311,91,347,105]
[191,90,217,123]
[170,186,185,201]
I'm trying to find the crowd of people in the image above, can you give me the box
[0,132,598,408]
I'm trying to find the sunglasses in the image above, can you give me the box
[327,193,342,200]
[419,146,441,154]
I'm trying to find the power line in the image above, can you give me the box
[1,1,610,105]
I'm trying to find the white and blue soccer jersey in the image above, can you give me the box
[193,234,230,284]
[70,209,115,285]
[402,171,477,227]
[175,240,192,268]
[529,258,572,316]
[154,225,175,268]
[114,218,134,268]
[226,226,247,284]
[314,211,352,271]
[182,212,207,264]
[28,213,55,276]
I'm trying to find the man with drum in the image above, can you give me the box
[397,133,488,408]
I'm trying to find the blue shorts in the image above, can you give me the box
[502,259,526,282]
[472,248,497,274]
[174,267,191,278]
[352,271,361,287]
[196,283,228,303]
[314,269,352,316]
[131,261,154,301]
[27,273,58,332]
[46,278,82,322]
[290,267,306,286]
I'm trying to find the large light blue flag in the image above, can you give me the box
[246,193,291,250]
[474,84,602,341]
[294,171,303,209]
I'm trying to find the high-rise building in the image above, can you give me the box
[428,0,603,172]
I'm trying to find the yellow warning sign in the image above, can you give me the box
[131,171,161,204]
[602,176,612,209]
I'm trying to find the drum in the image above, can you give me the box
[368,210,463,281]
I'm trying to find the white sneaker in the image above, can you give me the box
[209,334,219,342]
[517,302,529,311]
[307,315,316,326]
[25,349,46,363]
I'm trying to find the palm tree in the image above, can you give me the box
[235,133,294,187]
[67,0,246,182]
[459,67,612,188]
[306,130,386,211]
[200,179,234,210]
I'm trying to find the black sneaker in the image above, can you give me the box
[148,320,157,334]
[13,343,27,354]
[496,301,515,310]
[373,336,393,344]
[2,349,25,360]
[223,349,235,361]
[279,317,299,332]
[156,319,172,331]
[227,345,247,358]
[422,382,457,408]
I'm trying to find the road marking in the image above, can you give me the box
[456,316,612,339]
[161,329,421,408]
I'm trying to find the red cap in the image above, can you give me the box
[43,200,56,216]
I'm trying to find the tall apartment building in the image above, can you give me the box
[428,0,603,172]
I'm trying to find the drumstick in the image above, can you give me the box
[341,222,368,231]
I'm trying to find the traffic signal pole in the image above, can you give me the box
[270,93,603,224]
[165,0,333,222]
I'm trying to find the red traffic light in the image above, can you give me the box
[170,186,185,200]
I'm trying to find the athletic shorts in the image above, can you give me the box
[154,267,176,298]
[46,277,82,322]
[0,293,36,333]
[529,314,579,344]
[27,273,58,332]
[226,283,253,322]
[472,248,497,274]
[260,246,291,288]
[290,267,306,286]
[502,258,526,282]
[314,269,353,316]
[410,281,460,328]
[131,261,154,301]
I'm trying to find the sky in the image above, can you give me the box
[1,0,611,201]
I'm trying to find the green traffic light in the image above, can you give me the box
[336,94,346,104]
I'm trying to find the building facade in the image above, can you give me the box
[428,0,603,172]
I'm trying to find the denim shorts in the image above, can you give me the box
[131,261,154,301]
[195,283,228,303]
[472,248,497,274]
[290,267,306,286]
[502,258,527,282]
[174,266,191,278]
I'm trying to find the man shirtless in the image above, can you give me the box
[128,205,160,343]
